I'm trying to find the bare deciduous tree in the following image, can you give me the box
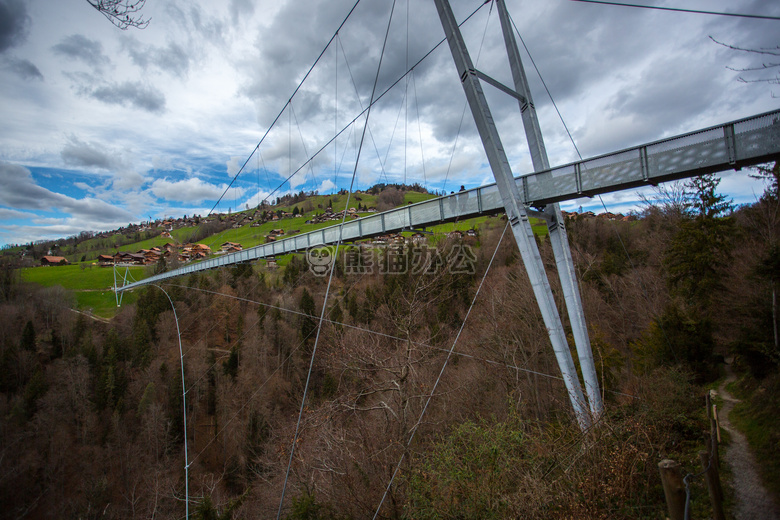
[710,36,779,93]
[86,0,150,30]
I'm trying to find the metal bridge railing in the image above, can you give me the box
[116,109,780,292]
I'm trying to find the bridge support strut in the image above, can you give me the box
[434,0,601,428]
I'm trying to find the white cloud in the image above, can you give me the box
[150,176,245,202]
[0,162,133,222]
[112,170,147,190]
[317,178,337,193]
[61,135,117,170]
[0,207,31,219]
[227,155,244,176]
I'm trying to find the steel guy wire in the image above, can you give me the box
[337,35,390,185]
[372,220,510,519]
[570,0,780,21]
[151,284,190,520]
[411,70,428,190]
[290,101,319,189]
[508,9,680,362]
[160,281,626,390]
[278,0,398,516]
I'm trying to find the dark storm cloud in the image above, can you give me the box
[0,162,133,222]
[229,0,255,25]
[4,56,42,80]
[90,81,166,113]
[245,1,394,118]
[243,0,463,147]
[0,0,29,53]
[124,38,191,78]
[52,34,110,70]
[61,137,115,170]
[502,1,659,111]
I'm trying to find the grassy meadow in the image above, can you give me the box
[16,190,553,318]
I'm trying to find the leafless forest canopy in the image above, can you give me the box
[1,169,779,519]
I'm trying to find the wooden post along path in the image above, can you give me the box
[658,459,685,520]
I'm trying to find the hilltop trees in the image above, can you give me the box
[635,174,735,381]
[729,163,780,375]
[3,173,779,518]
[665,174,734,307]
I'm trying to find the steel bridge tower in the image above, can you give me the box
[434,0,602,429]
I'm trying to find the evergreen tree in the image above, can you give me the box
[20,320,35,351]
[51,329,63,359]
[167,368,184,445]
[330,300,343,331]
[659,174,735,381]
[97,345,127,412]
[132,321,153,368]
[299,288,317,341]
[346,293,359,321]
[207,352,217,414]
[137,382,156,416]
[21,367,48,420]
[665,174,734,308]
[154,255,167,274]
[223,343,240,381]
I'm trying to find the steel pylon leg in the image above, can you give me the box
[494,0,602,418]
[434,0,590,429]
[545,205,603,416]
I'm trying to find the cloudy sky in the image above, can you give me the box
[0,0,778,246]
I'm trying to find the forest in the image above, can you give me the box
[1,168,778,519]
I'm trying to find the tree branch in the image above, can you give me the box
[86,0,150,30]
[710,36,780,57]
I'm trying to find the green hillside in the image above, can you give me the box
[13,189,544,319]
[21,264,145,318]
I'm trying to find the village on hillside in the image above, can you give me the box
[30,207,637,267]
[26,191,636,268]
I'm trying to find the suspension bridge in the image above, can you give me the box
[114,0,780,428]
[116,108,780,292]
[111,0,780,516]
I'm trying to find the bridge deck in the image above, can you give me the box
[117,109,780,292]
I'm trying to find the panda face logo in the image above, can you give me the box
[306,246,334,276]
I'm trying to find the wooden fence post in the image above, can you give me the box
[699,450,725,520]
[704,430,719,471]
[658,459,685,520]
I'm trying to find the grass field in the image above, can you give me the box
[16,190,550,318]
[22,264,145,318]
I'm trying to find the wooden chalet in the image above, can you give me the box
[178,243,212,262]
[97,254,114,266]
[221,242,243,253]
[114,252,145,265]
[40,256,68,266]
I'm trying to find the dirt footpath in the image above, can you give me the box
[715,364,780,520]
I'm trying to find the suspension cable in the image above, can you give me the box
[223,1,491,213]
[160,282,632,392]
[207,0,363,217]
[277,1,399,516]
[411,70,428,189]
